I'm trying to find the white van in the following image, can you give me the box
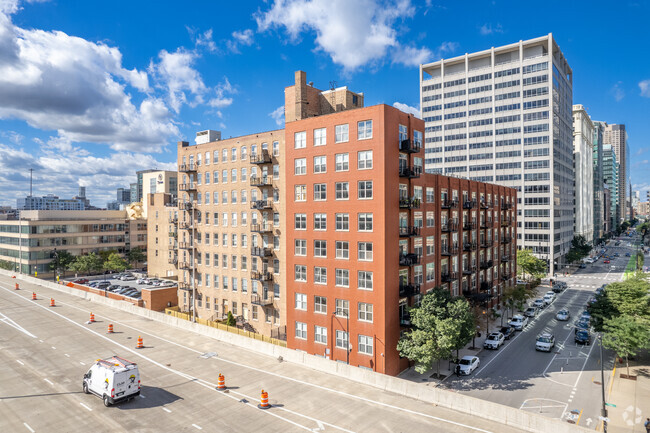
[82,356,140,406]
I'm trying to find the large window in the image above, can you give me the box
[335,241,349,259]
[314,183,327,201]
[314,213,327,230]
[314,266,327,284]
[294,185,306,202]
[295,131,306,149]
[358,335,373,355]
[358,303,373,322]
[295,293,307,310]
[335,330,349,349]
[295,322,307,339]
[295,239,306,256]
[294,214,307,230]
[358,271,373,290]
[295,265,307,282]
[358,120,373,140]
[315,326,327,344]
[335,153,349,171]
[358,181,373,199]
[314,156,327,173]
[335,213,349,231]
[358,151,373,169]
[314,240,327,257]
[314,128,326,146]
[335,299,349,317]
[335,124,349,143]
[335,182,349,200]
[335,269,349,287]
[314,296,327,314]
[358,213,373,231]
[294,158,307,175]
[358,242,373,261]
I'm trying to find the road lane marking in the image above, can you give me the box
[23,422,35,433]
[2,284,498,433]
[16,359,24,366]
[51,346,56,350]
[79,361,85,366]
[192,424,202,430]
[0,311,38,338]
[80,402,92,411]
[39,340,43,343]
[162,407,172,413]
[44,378,53,386]
[139,394,145,399]
[65,354,70,357]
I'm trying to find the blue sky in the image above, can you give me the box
[0,0,649,207]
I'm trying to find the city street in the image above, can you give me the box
[0,273,524,433]
[441,236,639,429]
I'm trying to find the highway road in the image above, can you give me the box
[0,274,523,433]
[441,234,640,429]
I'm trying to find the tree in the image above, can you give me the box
[126,247,146,268]
[566,235,592,264]
[68,253,104,275]
[49,250,75,278]
[516,249,547,279]
[225,311,236,327]
[103,253,129,273]
[502,284,536,318]
[98,249,118,263]
[0,259,14,271]
[602,315,650,377]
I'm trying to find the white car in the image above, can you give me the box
[457,356,480,375]
[83,356,140,406]
[532,299,545,309]
[545,291,556,299]
[543,294,555,305]
[509,314,529,331]
[483,332,505,350]
[556,309,570,321]
[535,333,555,352]
[516,279,527,285]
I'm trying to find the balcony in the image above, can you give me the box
[463,242,477,252]
[480,260,493,269]
[462,266,476,275]
[398,165,422,179]
[441,272,458,283]
[398,197,421,209]
[178,261,191,270]
[251,223,273,234]
[251,293,274,306]
[480,220,491,229]
[179,163,197,173]
[480,201,490,209]
[501,218,512,227]
[480,240,493,248]
[399,253,421,266]
[501,273,511,281]
[178,183,197,192]
[399,282,421,297]
[501,255,510,262]
[178,221,194,230]
[250,176,273,187]
[178,201,194,211]
[178,282,191,291]
[398,226,420,237]
[399,311,412,327]
[168,216,178,224]
[399,138,421,154]
[501,235,512,244]
[251,199,273,210]
[441,222,459,232]
[250,150,272,165]
[463,221,476,230]
[178,242,194,250]
[168,231,178,238]
[168,257,178,265]
[480,281,491,291]
[441,245,459,256]
[251,246,273,258]
[251,271,273,282]
[501,202,512,210]
[440,198,459,209]
[463,200,476,209]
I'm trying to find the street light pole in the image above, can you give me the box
[599,333,608,432]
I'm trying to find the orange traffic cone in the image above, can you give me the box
[32,292,37,300]
[258,389,270,409]
[216,374,226,390]
[15,283,19,290]
[50,298,55,307]
[135,336,144,349]
[107,324,114,334]
[89,313,95,323]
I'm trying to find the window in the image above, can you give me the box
[358,271,373,290]
[358,242,373,261]
[426,262,435,282]
[335,299,349,317]
[314,213,327,231]
[294,185,306,202]
[426,212,435,227]
[335,213,349,231]
[222,149,227,162]
[240,146,247,160]
[295,239,306,256]
[358,181,373,199]
[336,241,349,259]
[295,131,306,149]
[358,335,373,355]
[314,296,327,314]
[314,266,327,284]
[222,169,228,183]
[294,158,307,175]
[295,293,307,310]
[335,124,349,143]
[313,156,326,173]
[314,240,327,257]
[358,151,373,169]
[294,214,307,230]
[295,265,307,282]
[231,168,237,182]
[295,322,307,340]
[315,326,327,344]
[335,269,349,287]
[335,153,349,171]
[314,128,326,146]
[231,148,237,162]
[426,187,435,203]
[358,213,373,231]
[335,182,349,200]
[358,120,372,140]
[273,141,279,156]
[314,183,327,201]
[335,330,349,349]
[358,303,373,322]
[426,236,435,255]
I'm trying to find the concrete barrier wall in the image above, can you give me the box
[2,270,590,433]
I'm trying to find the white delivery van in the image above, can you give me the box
[82,356,140,406]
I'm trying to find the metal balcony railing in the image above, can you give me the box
[399,138,421,154]
[250,150,272,164]
[179,163,196,172]
[398,226,420,237]
[399,253,421,266]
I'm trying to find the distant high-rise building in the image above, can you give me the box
[603,185,612,233]
[17,194,86,211]
[78,186,86,198]
[130,183,138,203]
[592,121,605,241]
[117,188,130,204]
[140,170,178,218]
[604,124,628,223]
[420,34,573,275]
[603,145,618,230]
[573,105,594,243]
[136,169,157,203]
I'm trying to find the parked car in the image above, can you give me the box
[117,287,134,295]
[457,356,480,375]
[535,333,555,352]
[516,279,527,285]
[524,307,538,318]
[73,278,89,284]
[509,315,529,331]
[137,278,147,284]
[121,275,136,281]
[555,309,570,321]
[483,332,505,350]
[130,293,142,300]
[532,299,545,309]
[580,310,591,320]
[575,330,591,345]
[499,326,516,340]
[124,290,139,297]
[108,285,121,291]
[604,259,610,264]
[625,252,631,257]
[575,318,590,333]
[543,294,555,305]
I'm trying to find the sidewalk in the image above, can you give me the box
[601,350,650,433]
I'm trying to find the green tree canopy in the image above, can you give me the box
[68,253,103,275]
[49,250,75,276]
[590,273,650,331]
[516,249,547,279]
[602,315,650,377]
[0,259,14,271]
[103,253,129,273]
[226,311,236,327]
[566,235,592,264]
[126,247,146,267]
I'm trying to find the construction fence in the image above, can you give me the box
[164,306,287,348]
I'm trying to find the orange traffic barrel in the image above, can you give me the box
[32,292,37,300]
[15,283,19,290]
[107,324,114,334]
[136,336,144,349]
[258,389,270,409]
[50,298,55,307]
[89,312,95,323]
[216,374,226,390]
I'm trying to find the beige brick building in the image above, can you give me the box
[177,129,287,338]
[146,193,179,279]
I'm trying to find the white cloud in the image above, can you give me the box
[149,48,207,113]
[391,45,432,67]
[479,23,503,35]
[639,79,650,97]
[392,102,420,118]
[0,6,179,152]
[194,29,218,53]
[208,78,235,108]
[227,29,254,53]
[611,81,625,102]
[269,105,284,126]
[256,0,429,70]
